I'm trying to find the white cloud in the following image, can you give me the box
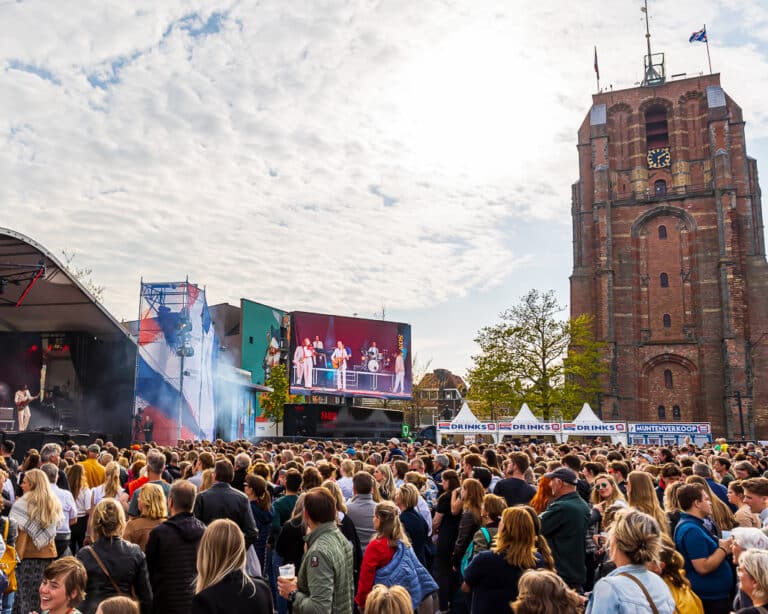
[1,0,767,372]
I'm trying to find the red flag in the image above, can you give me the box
[594,46,599,80]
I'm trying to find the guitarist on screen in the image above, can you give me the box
[331,340,350,391]
[292,337,315,389]
[14,384,38,432]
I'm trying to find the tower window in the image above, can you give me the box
[663,314,672,328]
[657,405,666,419]
[658,225,667,239]
[672,405,681,420]
[664,369,673,388]
[654,180,667,196]
[645,106,669,149]
[660,273,669,288]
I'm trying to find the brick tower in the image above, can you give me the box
[570,69,768,439]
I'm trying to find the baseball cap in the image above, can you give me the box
[544,467,578,485]
[389,438,400,446]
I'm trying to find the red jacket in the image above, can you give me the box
[355,536,395,608]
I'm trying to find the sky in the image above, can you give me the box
[3,0,768,378]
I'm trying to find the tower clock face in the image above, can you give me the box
[647,147,671,169]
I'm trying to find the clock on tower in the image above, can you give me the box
[647,147,671,169]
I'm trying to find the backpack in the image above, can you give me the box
[460,527,491,576]
[0,518,16,594]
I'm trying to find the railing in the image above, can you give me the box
[611,182,714,204]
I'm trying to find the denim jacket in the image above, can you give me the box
[585,564,675,614]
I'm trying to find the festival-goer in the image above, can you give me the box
[321,480,362,585]
[363,584,412,614]
[468,493,506,559]
[462,506,545,613]
[627,470,669,535]
[494,452,536,507]
[432,468,461,612]
[79,446,105,490]
[145,480,205,614]
[585,508,675,613]
[277,488,354,614]
[11,468,62,614]
[64,464,91,553]
[395,483,429,567]
[90,462,126,509]
[346,472,377,551]
[76,498,152,614]
[674,483,734,614]
[730,528,768,611]
[728,481,762,528]
[539,467,591,591]
[648,534,704,614]
[374,464,396,501]
[511,569,582,614]
[94,596,138,614]
[355,500,436,613]
[685,475,735,536]
[734,548,768,614]
[192,519,273,614]
[122,483,167,551]
[37,556,87,614]
[451,478,484,573]
[741,478,768,528]
[244,474,273,571]
[40,463,77,558]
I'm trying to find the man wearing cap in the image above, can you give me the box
[386,438,405,461]
[539,467,591,591]
[79,443,106,488]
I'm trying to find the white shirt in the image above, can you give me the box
[52,484,77,534]
[337,476,354,501]
[73,486,92,517]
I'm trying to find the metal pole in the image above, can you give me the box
[736,390,745,441]
[177,353,185,441]
[704,24,713,74]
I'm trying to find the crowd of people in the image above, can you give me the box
[0,434,766,613]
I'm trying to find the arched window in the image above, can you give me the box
[657,405,666,419]
[660,273,669,288]
[664,369,673,388]
[658,225,667,239]
[654,179,667,196]
[672,405,681,420]
[663,314,672,328]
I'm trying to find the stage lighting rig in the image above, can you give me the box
[0,260,45,307]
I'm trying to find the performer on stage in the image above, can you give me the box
[312,335,326,367]
[392,348,405,393]
[331,340,350,391]
[367,341,380,359]
[14,384,38,431]
[292,337,315,388]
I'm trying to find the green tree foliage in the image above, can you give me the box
[468,290,605,420]
[260,363,293,425]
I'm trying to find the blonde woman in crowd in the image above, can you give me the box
[10,468,62,614]
[626,471,669,535]
[199,468,214,493]
[122,483,167,551]
[75,498,152,614]
[585,509,674,614]
[512,569,582,614]
[648,534,703,614]
[364,585,412,614]
[193,519,272,614]
[91,462,125,508]
[374,464,396,501]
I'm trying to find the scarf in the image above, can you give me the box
[10,496,59,549]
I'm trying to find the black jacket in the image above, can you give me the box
[232,468,247,492]
[193,482,258,547]
[76,537,153,614]
[146,512,206,614]
[191,570,273,614]
[451,510,480,569]
[400,507,429,567]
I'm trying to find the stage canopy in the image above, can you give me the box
[0,228,127,336]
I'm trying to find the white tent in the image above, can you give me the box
[436,402,497,444]
[562,403,627,443]
[497,403,562,440]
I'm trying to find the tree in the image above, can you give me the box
[467,289,605,420]
[563,313,608,413]
[260,363,295,426]
[61,249,106,302]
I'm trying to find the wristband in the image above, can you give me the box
[718,546,728,555]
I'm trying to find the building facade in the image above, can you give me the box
[570,73,768,439]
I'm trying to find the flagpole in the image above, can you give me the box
[594,46,600,92]
[704,24,712,73]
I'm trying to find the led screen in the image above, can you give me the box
[289,311,412,399]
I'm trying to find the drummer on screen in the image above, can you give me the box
[331,341,350,391]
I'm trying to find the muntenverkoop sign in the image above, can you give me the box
[628,423,711,435]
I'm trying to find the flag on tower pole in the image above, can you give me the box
[594,46,600,91]
[689,24,712,74]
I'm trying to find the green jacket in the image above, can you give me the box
[294,521,354,614]
[540,491,591,587]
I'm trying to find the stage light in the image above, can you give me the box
[29,345,38,352]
